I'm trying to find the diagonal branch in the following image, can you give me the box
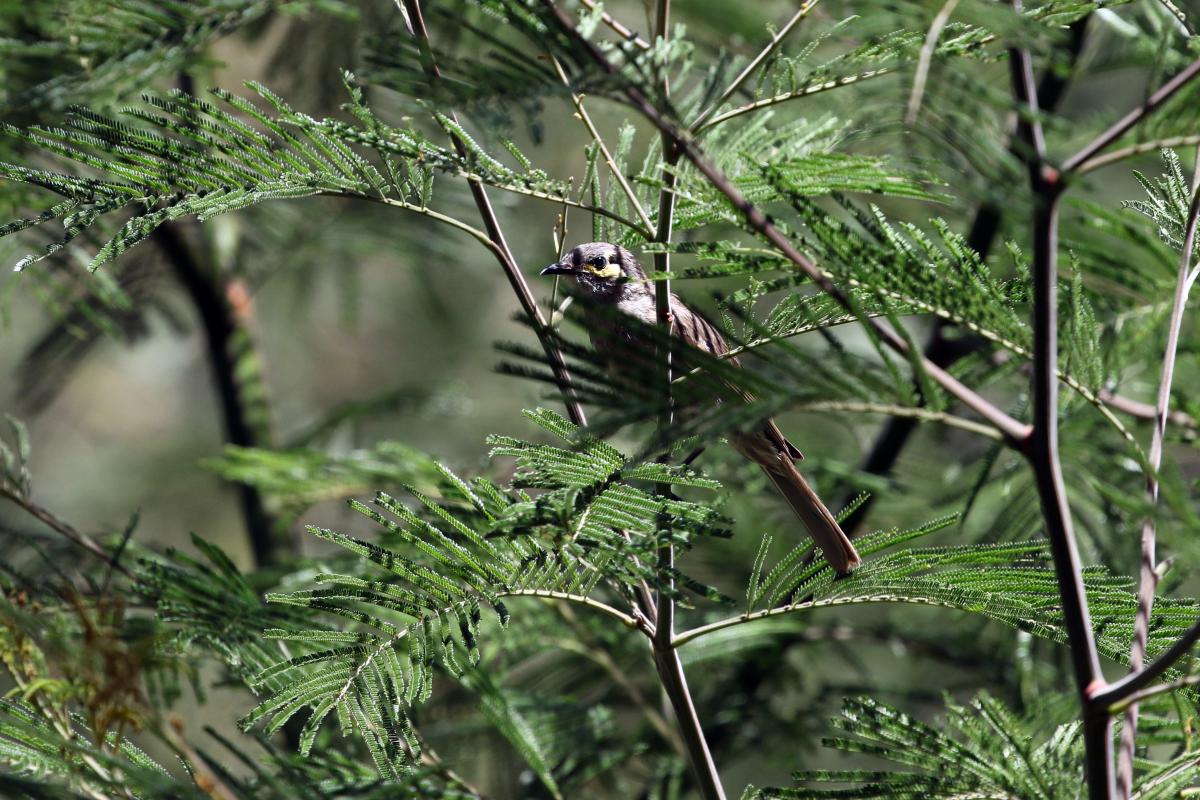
[549,56,654,233]
[0,485,133,579]
[400,0,587,428]
[690,0,821,130]
[1093,616,1200,709]
[905,0,961,125]
[1077,135,1200,174]
[579,0,651,49]
[1061,55,1200,174]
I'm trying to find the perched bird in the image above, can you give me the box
[541,241,862,573]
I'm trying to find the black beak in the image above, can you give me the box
[540,262,575,276]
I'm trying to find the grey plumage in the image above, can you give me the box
[541,242,862,573]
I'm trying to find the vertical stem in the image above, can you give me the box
[1029,196,1112,799]
[646,4,725,799]
[1116,152,1200,799]
[1009,25,1112,797]
[652,0,676,677]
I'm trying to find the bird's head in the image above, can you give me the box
[540,242,648,301]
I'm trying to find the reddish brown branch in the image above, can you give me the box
[1061,56,1200,173]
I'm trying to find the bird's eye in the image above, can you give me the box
[589,256,606,267]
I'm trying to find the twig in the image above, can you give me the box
[1094,617,1200,708]
[400,0,587,428]
[549,56,654,232]
[1116,151,1200,799]
[905,0,961,125]
[397,170,652,239]
[369,194,503,252]
[1109,675,1200,715]
[0,485,133,578]
[1154,0,1195,36]
[672,593,976,648]
[539,0,1032,449]
[1077,135,1200,174]
[579,0,651,49]
[787,401,1003,440]
[695,68,892,133]
[690,1,821,130]
[1098,388,1196,430]
[1009,24,1112,798]
[500,589,646,632]
[1061,55,1200,174]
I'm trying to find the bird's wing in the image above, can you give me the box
[671,297,804,462]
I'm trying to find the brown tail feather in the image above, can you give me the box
[761,461,861,574]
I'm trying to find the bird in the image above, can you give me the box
[541,241,861,573]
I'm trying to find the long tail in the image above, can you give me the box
[761,460,861,574]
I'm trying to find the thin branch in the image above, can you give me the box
[672,593,973,648]
[540,0,1032,448]
[695,68,892,133]
[690,1,821,130]
[1098,388,1197,430]
[498,589,646,633]
[579,0,651,49]
[549,56,655,232]
[1094,617,1200,708]
[1009,26,1112,798]
[789,401,1004,441]
[370,195,502,252]
[905,0,961,125]
[0,485,133,578]
[401,0,587,428]
[1117,152,1200,799]
[1109,675,1200,715]
[1076,135,1200,174]
[443,167,654,239]
[1061,55,1200,174]
[1154,0,1196,36]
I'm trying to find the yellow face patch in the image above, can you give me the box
[586,263,622,279]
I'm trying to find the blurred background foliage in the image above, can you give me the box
[1,0,1200,797]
